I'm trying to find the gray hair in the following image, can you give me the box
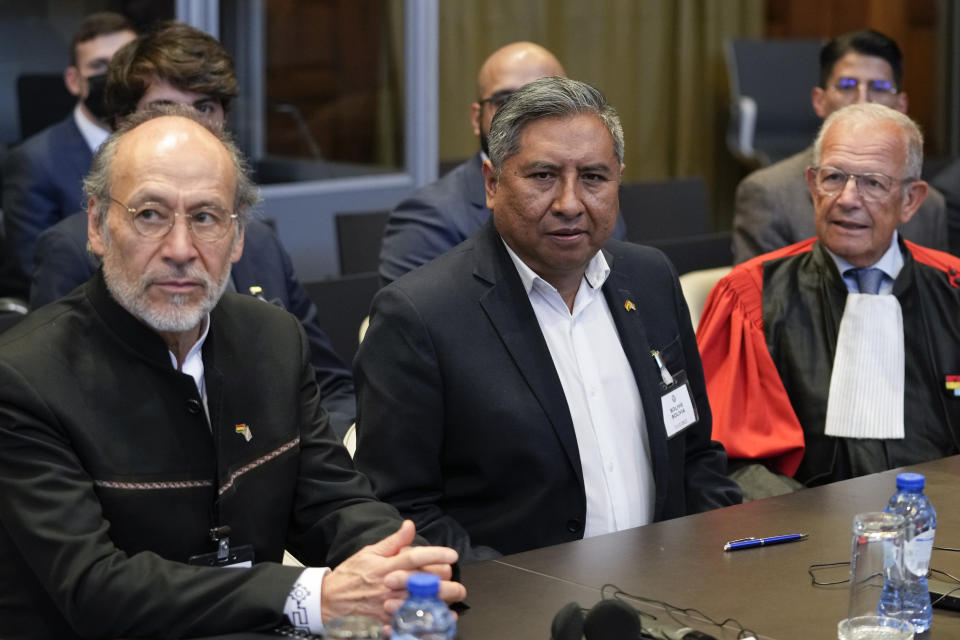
[83,104,260,229]
[487,76,624,172]
[813,103,924,180]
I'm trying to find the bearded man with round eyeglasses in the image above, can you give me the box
[697,102,960,496]
[0,106,465,640]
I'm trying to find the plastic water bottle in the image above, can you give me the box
[879,472,937,633]
[390,573,456,640]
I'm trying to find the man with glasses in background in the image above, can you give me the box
[379,41,627,285]
[732,29,947,263]
[698,103,960,496]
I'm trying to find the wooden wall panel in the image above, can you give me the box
[264,0,385,163]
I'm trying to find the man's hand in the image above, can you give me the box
[321,520,466,624]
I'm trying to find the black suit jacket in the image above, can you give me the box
[1,114,92,297]
[30,211,357,437]
[354,221,740,562]
[378,152,628,285]
[0,273,402,639]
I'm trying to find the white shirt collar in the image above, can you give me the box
[167,314,212,381]
[825,230,903,288]
[502,238,611,296]
[72,103,110,153]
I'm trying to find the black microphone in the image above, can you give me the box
[582,598,642,640]
[551,601,585,640]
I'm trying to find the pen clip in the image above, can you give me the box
[726,537,756,544]
[650,350,675,386]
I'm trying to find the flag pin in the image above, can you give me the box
[235,423,253,442]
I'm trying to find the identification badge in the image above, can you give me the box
[660,371,699,437]
[188,544,254,568]
[188,526,254,568]
[651,349,699,438]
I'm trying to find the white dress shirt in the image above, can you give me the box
[72,103,109,153]
[504,242,655,537]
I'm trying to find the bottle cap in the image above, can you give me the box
[895,472,925,491]
[406,572,440,597]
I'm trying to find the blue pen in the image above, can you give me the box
[723,533,807,552]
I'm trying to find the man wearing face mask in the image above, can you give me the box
[0,12,136,299]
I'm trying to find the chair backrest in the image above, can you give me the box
[619,176,711,243]
[17,73,75,141]
[303,272,381,364]
[646,231,732,276]
[725,38,823,166]
[334,210,390,275]
[678,266,732,330]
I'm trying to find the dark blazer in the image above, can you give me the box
[1,114,93,298]
[354,221,741,562]
[30,211,357,437]
[378,151,628,285]
[732,146,948,263]
[0,273,402,639]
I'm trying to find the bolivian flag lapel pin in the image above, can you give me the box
[235,423,253,442]
[624,299,637,312]
[946,376,960,397]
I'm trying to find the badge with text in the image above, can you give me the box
[651,350,699,437]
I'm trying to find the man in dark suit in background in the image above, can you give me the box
[29,21,357,437]
[1,12,136,298]
[355,77,741,563]
[378,41,627,285]
[732,29,946,264]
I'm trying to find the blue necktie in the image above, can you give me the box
[849,267,884,295]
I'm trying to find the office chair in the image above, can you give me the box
[725,38,823,167]
[303,272,380,365]
[646,232,732,276]
[678,266,732,330]
[334,210,390,275]
[618,176,731,275]
[619,176,712,243]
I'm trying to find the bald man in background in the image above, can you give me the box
[378,41,626,285]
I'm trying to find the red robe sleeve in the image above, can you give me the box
[695,243,814,477]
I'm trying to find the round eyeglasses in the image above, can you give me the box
[810,165,913,203]
[109,196,238,242]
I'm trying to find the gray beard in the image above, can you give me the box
[102,255,232,334]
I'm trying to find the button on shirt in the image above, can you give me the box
[503,242,655,537]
